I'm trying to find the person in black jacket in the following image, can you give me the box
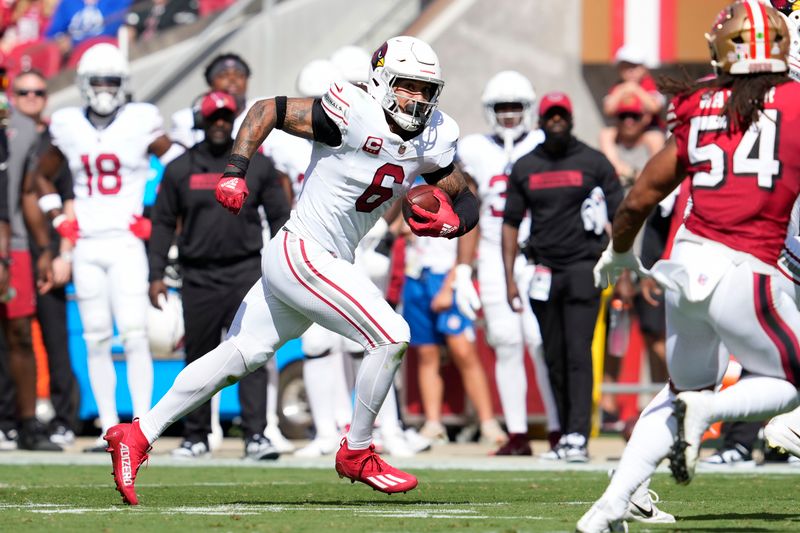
[148,91,290,460]
[502,92,622,462]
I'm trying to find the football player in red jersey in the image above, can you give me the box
[579,2,800,531]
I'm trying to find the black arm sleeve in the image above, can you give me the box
[422,162,454,185]
[148,159,182,281]
[311,98,343,147]
[503,163,526,228]
[258,163,292,236]
[597,154,624,220]
[54,163,73,201]
[452,187,479,237]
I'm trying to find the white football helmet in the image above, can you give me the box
[330,45,371,84]
[367,36,444,131]
[77,43,129,116]
[481,70,535,140]
[296,58,342,98]
[777,9,800,80]
[147,291,185,358]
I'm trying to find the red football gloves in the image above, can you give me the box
[407,187,461,238]
[129,215,152,240]
[52,214,79,244]
[215,155,251,215]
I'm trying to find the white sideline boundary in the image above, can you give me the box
[1,452,800,475]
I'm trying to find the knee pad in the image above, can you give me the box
[486,323,523,348]
[83,328,113,349]
[384,315,410,346]
[305,349,331,360]
[301,325,339,357]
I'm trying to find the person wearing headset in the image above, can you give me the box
[148,91,291,460]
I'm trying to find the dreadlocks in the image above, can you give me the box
[659,72,791,131]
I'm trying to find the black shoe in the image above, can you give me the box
[171,438,211,459]
[244,434,280,461]
[49,423,76,447]
[493,433,532,456]
[18,419,63,452]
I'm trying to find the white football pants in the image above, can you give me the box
[73,235,153,433]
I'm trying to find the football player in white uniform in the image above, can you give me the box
[106,36,479,505]
[288,53,420,459]
[454,70,561,455]
[27,44,178,450]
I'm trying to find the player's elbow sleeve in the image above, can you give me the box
[502,217,522,229]
[453,188,479,236]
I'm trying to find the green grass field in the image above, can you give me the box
[1,465,799,532]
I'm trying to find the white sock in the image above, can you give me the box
[347,342,406,449]
[265,357,280,428]
[603,385,676,515]
[527,337,561,433]
[709,375,800,421]
[331,351,354,428]
[139,340,251,444]
[303,355,341,439]
[494,342,528,434]
[377,383,402,435]
[124,334,153,419]
[86,336,118,433]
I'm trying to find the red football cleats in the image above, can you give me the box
[53,215,79,244]
[407,188,460,238]
[215,175,249,215]
[335,439,418,494]
[105,420,151,505]
[129,215,152,240]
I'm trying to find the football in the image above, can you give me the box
[402,184,446,221]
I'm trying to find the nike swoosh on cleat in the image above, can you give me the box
[630,501,654,518]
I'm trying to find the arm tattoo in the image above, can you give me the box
[232,98,316,159]
[282,98,315,140]
[435,166,469,198]
[231,99,275,159]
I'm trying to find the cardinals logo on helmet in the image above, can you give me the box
[772,0,800,15]
[371,41,388,69]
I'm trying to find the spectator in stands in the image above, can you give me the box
[599,46,666,176]
[125,0,198,42]
[45,0,132,56]
[599,93,665,193]
[0,66,61,451]
[403,220,507,446]
[0,0,58,54]
[503,92,622,462]
[149,91,290,460]
[12,69,77,446]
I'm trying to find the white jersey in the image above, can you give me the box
[405,235,457,277]
[261,129,312,199]
[457,130,543,253]
[285,82,458,263]
[50,103,164,239]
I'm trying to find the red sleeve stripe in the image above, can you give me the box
[329,86,350,108]
[321,100,349,126]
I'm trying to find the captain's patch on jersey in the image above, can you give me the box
[362,136,383,155]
